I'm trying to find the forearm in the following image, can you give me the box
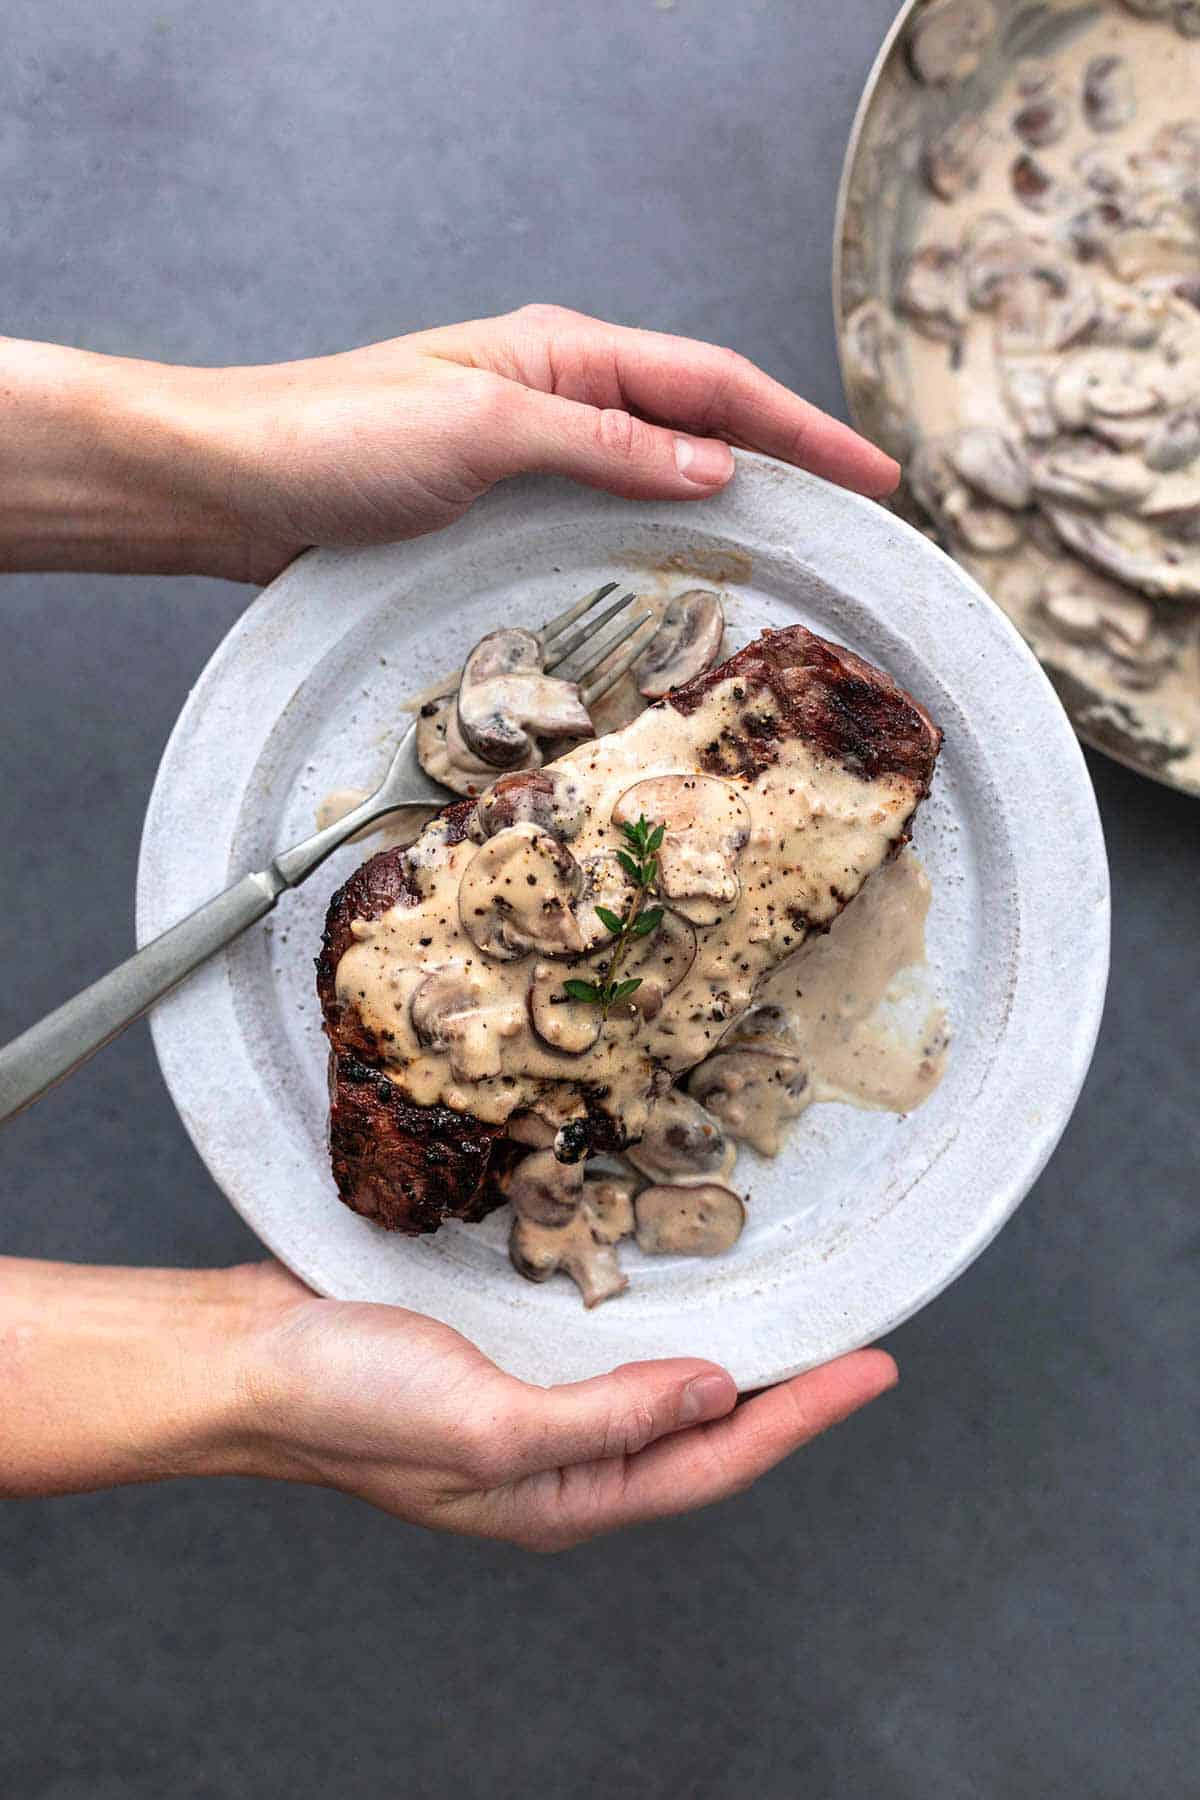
[0,337,261,581]
[0,1257,271,1497]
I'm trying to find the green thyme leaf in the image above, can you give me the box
[559,815,666,1022]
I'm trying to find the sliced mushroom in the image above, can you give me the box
[689,1041,808,1157]
[1083,55,1135,134]
[908,435,964,532]
[960,220,1090,347]
[416,694,513,798]
[1030,441,1155,509]
[841,298,902,392]
[1045,504,1200,599]
[923,116,988,201]
[1050,348,1163,432]
[634,1183,746,1258]
[1097,602,1170,667]
[943,491,1025,553]
[584,1172,638,1238]
[621,907,698,1020]
[528,962,603,1055]
[634,590,725,698]
[504,1147,584,1226]
[993,267,1098,357]
[906,0,995,86]
[510,1219,627,1307]
[456,628,593,769]
[410,963,528,1080]
[1010,152,1059,214]
[458,823,586,960]
[910,436,1021,549]
[1175,1,1200,37]
[1086,414,1160,453]
[612,775,751,925]
[897,244,966,345]
[507,1155,633,1307]
[1038,568,1157,647]
[1139,469,1200,521]
[963,212,1031,310]
[626,1088,736,1186]
[1036,569,1169,683]
[1144,406,1200,472]
[946,426,1032,509]
[1001,361,1058,441]
[1012,92,1069,149]
[1102,204,1200,282]
[470,766,588,843]
[1118,0,1171,14]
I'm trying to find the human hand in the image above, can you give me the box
[237,1262,896,1549]
[1,1236,893,1547]
[200,305,898,582]
[0,309,895,582]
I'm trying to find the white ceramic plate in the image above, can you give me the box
[137,453,1109,1389]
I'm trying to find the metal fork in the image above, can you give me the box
[0,584,655,1124]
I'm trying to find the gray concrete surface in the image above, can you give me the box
[1,2,1196,1796]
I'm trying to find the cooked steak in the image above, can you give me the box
[318,623,941,1234]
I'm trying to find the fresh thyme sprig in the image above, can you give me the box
[562,815,665,1019]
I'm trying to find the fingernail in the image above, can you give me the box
[680,1371,736,1424]
[869,454,902,499]
[674,435,735,489]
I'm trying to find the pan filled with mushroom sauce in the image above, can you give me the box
[837,0,1200,795]
[318,589,948,1310]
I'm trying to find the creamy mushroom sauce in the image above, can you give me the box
[856,0,1200,788]
[333,671,927,1143]
[737,848,948,1152]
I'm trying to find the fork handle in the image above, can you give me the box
[0,869,284,1125]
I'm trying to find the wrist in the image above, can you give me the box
[0,338,281,582]
[0,1258,294,1496]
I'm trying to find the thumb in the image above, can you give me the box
[505,1358,738,1475]
[497,386,736,501]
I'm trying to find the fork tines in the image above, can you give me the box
[542,583,654,704]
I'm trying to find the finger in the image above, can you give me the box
[543,1349,897,1543]
[468,307,900,498]
[480,383,738,500]
[498,1356,739,1479]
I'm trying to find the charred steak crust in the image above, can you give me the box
[327,1053,513,1234]
[318,797,510,1234]
[668,627,941,789]
[318,624,942,1235]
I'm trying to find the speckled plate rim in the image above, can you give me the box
[136,453,1110,1389]
[832,0,1198,800]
